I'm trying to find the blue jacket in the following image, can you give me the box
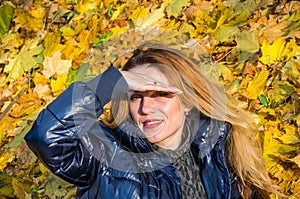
[25,67,244,198]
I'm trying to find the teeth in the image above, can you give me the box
[145,120,161,125]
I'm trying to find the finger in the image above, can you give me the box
[123,70,169,86]
[130,83,183,94]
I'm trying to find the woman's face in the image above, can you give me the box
[127,65,189,150]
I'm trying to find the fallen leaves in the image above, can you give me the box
[134,7,166,29]
[14,5,46,32]
[0,0,299,198]
[259,37,300,65]
[43,29,65,57]
[0,152,14,170]
[129,7,150,21]
[0,3,14,38]
[166,0,191,18]
[247,69,269,100]
[42,51,72,78]
[4,38,44,79]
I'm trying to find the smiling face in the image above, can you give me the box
[127,65,189,150]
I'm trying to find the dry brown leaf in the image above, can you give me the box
[42,51,72,78]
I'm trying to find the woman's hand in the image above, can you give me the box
[120,65,182,94]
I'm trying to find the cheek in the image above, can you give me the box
[166,99,184,116]
[129,104,139,122]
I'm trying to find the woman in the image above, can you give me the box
[25,44,278,198]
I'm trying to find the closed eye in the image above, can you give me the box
[129,94,143,102]
[152,91,174,98]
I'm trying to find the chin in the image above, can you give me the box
[145,136,162,144]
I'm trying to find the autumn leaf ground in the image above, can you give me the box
[0,0,299,198]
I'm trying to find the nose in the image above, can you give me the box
[139,96,156,115]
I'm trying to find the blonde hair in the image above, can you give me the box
[101,44,279,197]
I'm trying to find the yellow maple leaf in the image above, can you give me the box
[87,15,103,44]
[129,7,150,21]
[162,18,182,30]
[110,26,128,37]
[61,30,90,62]
[282,38,300,60]
[275,125,300,144]
[247,69,269,99]
[73,1,100,19]
[14,6,46,32]
[43,29,65,57]
[111,3,127,20]
[61,21,87,38]
[50,74,68,96]
[134,7,166,29]
[33,71,49,85]
[259,37,300,65]
[61,40,80,60]
[262,121,283,168]
[0,152,14,170]
[42,51,72,78]
[10,93,43,118]
[0,115,16,140]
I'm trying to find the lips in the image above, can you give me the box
[142,119,163,128]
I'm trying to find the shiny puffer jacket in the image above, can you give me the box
[25,67,244,199]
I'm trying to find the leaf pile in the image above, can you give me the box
[0,0,299,198]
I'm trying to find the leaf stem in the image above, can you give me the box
[0,88,26,121]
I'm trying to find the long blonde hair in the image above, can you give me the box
[101,44,279,197]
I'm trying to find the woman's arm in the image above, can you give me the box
[24,66,128,186]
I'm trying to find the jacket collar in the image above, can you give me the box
[115,108,231,158]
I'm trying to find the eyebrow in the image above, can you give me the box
[128,90,176,96]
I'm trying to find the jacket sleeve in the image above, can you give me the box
[24,66,128,186]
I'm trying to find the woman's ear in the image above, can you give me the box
[184,105,192,115]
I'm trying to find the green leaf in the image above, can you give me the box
[166,0,191,18]
[66,62,90,86]
[41,175,76,198]
[0,3,14,38]
[93,31,113,47]
[107,4,114,18]
[281,60,300,86]
[224,0,261,14]
[268,80,295,105]
[75,62,91,81]
[53,8,72,23]
[4,39,44,79]
[235,31,259,53]
[228,10,252,26]
[259,94,269,107]
[4,119,35,152]
[214,25,238,42]
[0,172,14,198]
